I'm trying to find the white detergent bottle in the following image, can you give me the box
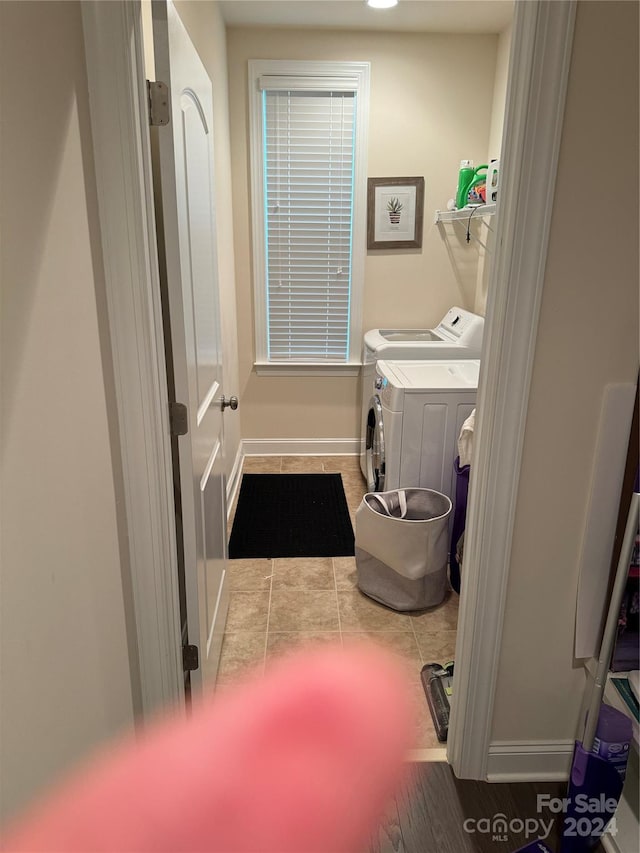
[486,159,500,202]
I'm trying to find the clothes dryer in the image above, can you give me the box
[360,307,483,477]
[364,359,480,498]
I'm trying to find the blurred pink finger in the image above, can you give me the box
[3,642,415,852]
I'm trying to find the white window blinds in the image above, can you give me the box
[263,88,356,362]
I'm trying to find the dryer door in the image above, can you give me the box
[365,395,386,492]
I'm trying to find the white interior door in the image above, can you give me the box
[152,0,230,694]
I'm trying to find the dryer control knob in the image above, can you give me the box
[374,377,383,390]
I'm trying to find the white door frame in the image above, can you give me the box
[81,0,184,716]
[81,0,576,778]
[447,0,577,778]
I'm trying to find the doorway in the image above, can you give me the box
[81,0,577,779]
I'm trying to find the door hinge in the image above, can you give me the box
[169,401,188,436]
[147,80,170,127]
[182,644,199,672]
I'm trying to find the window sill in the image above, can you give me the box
[254,362,362,377]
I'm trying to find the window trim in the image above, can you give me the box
[247,59,370,370]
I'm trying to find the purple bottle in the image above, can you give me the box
[591,703,633,781]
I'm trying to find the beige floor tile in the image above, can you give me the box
[341,631,423,682]
[334,556,358,590]
[227,558,273,591]
[217,631,266,683]
[272,557,334,590]
[215,668,268,693]
[411,592,459,635]
[345,492,366,512]
[338,589,412,631]
[346,492,362,512]
[242,456,281,473]
[265,631,341,662]
[322,455,362,474]
[341,469,367,485]
[344,478,366,494]
[414,629,458,666]
[225,591,271,632]
[280,455,325,473]
[269,589,340,632]
[343,489,367,512]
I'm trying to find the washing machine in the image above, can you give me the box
[359,307,484,477]
[364,359,480,499]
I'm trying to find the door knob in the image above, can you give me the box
[221,395,239,411]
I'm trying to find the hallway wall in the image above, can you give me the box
[490,0,639,751]
[0,1,135,822]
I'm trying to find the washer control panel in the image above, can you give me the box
[438,307,484,345]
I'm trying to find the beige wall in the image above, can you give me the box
[227,28,499,441]
[488,22,512,162]
[491,0,639,744]
[474,22,512,317]
[174,0,242,478]
[0,1,135,821]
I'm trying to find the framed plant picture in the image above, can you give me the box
[367,176,425,250]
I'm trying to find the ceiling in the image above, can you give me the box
[218,1,514,34]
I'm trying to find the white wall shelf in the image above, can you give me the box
[434,202,496,224]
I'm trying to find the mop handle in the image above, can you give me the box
[582,491,640,751]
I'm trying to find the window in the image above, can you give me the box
[248,61,370,371]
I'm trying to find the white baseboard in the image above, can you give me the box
[226,443,244,518]
[486,740,574,782]
[242,438,360,456]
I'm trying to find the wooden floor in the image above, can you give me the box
[371,763,581,853]
[369,762,604,853]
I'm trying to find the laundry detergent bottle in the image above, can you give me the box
[455,161,488,209]
[455,160,475,209]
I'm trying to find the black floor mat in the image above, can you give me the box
[228,473,355,559]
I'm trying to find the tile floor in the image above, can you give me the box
[220,455,459,749]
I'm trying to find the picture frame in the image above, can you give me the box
[367,176,425,250]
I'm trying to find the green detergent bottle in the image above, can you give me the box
[455,161,488,209]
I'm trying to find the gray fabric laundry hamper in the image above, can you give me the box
[355,488,452,611]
